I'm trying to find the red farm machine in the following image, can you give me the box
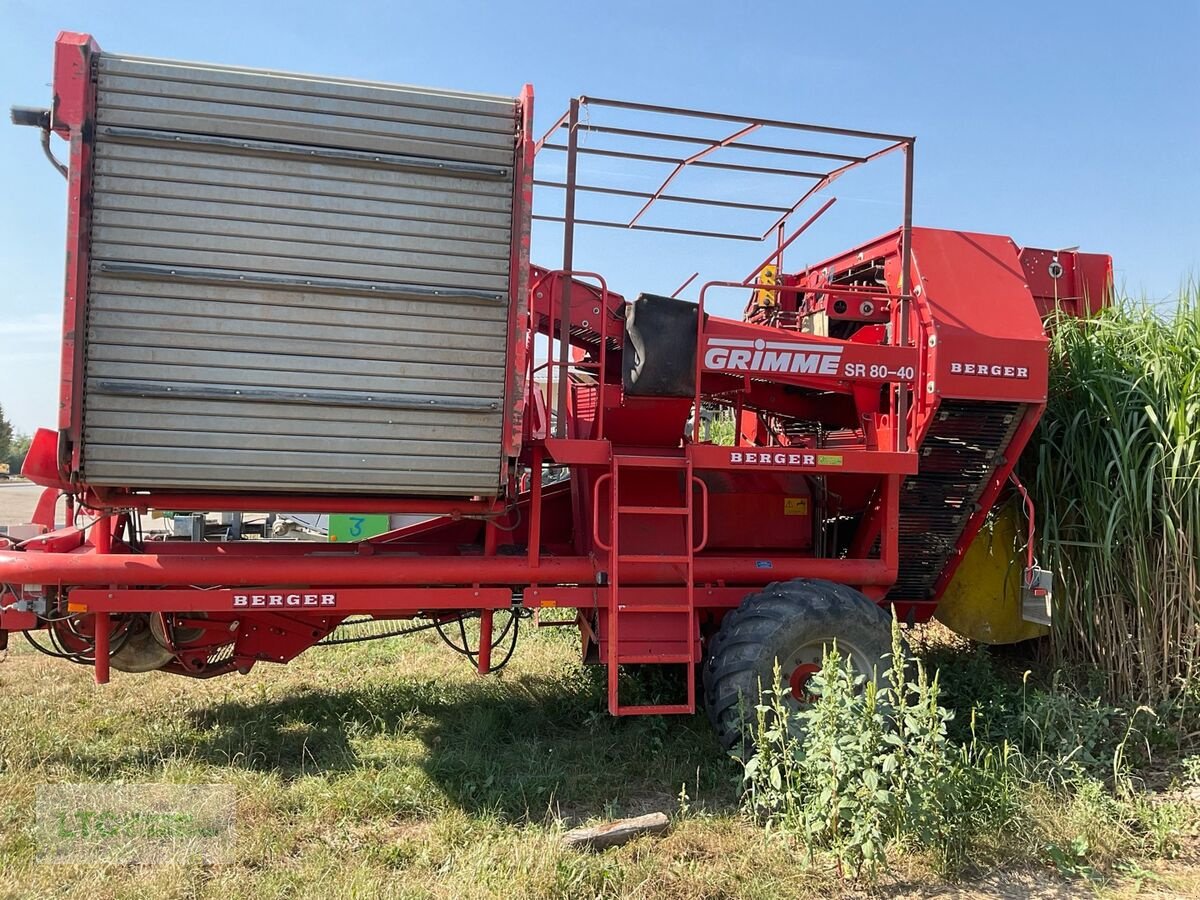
[2,33,1111,748]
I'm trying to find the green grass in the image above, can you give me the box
[0,629,820,899]
[1,626,1198,898]
[743,620,1200,887]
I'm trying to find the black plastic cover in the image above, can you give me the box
[622,293,699,398]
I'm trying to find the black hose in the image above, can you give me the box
[40,128,67,179]
[434,608,526,673]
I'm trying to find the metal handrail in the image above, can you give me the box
[526,268,613,440]
[690,279,916,454]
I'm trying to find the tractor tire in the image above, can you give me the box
[702,578,897,752]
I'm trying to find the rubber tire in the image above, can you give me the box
[702,578,896,752]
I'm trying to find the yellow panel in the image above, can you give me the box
[935,504,1049,644]
[752,265,778,307]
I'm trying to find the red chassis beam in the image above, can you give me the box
[526,586,935,621]
[88,488,502,516]
[69,587,514,614]
[2,549,898,589]
[68,585,934,620]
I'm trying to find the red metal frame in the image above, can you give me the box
[3,37,1113,718]
[50,31,100,476]
[502,84,536,461]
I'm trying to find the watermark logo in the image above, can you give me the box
[34,783,235,864]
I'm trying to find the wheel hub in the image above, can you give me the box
[780,637,873,705]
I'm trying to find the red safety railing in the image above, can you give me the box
[525,269,613,441]
[691,279,917,454]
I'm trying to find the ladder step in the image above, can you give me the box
[617,604,691,613]
[614,653,695,664]
[613,455,689,469]
[616,554,692,564]
[614,703,694,716]
[616,505,688,516]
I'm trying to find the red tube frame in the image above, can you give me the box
[51,31,100,475]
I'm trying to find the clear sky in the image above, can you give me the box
[1,0,1197,434]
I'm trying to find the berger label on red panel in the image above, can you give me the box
[949,362,1030,379]
[232,593,337,608]
[726,450,845,468]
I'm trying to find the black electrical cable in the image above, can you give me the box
[482,505,523,533]
[27,615,132,664]
[434,607,526,673]
[24,628,89,662]
[40,128,67,178]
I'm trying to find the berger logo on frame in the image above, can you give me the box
[232,593,338,608]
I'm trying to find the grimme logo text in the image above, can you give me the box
[704,338,843,375]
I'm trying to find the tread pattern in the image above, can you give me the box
[702,579,894,751]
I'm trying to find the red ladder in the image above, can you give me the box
[605,454,699,716]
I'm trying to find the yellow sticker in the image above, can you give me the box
[784,497,810,516]
[753,264,778,308]
[817,454,844,467]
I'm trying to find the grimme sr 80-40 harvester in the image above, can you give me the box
[2,33,1110,747]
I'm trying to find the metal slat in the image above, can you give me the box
[84,427,501,459]
[86,379,500,414]
[88,309,506,356]
[100,126,509,180]
[94,142,513,201]
[82,406,501,443]
[93,158,513,215]
[97,74,517,136]
[86,361,502,399]
[93,210,507,259]
[86,343,505,382]
[90,243,510,292]
[89,273,509,314]
[84,445,498,475]
[95,88,516,152]
[93,207,506,264]
[93,192,511,244]
[77,464,501,495]
[99,56,516,118]
[886,401,1024,600]
[94,176,513,229]
[96,105,513,167]
[88,323,507,368]
[84,393,503,431]
[88,287,509,340]
[93,225,510,277]
[94,264,504,305]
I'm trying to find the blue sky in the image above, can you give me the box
[1,0,1197,433]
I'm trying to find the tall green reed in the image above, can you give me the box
[1031,284,1200,702]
